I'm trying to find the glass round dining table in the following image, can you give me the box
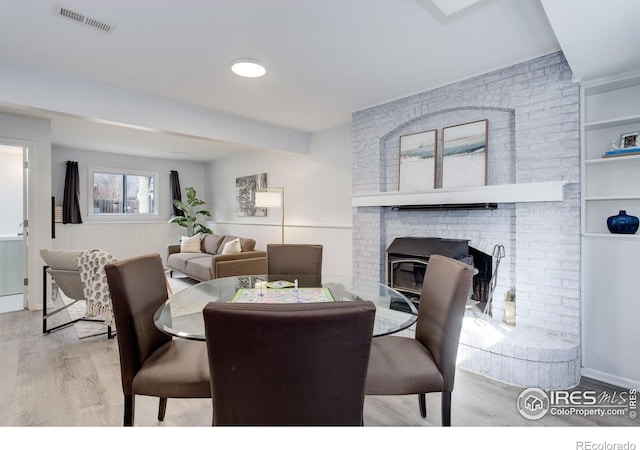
[154,274,418,340]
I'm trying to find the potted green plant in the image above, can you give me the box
[168,187,213,236]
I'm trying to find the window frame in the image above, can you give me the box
[88,167,159,219]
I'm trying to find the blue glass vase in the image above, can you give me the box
[606,210,639,234]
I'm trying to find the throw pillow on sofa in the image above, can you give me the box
[221,238,242,255]
[180,233,202,253]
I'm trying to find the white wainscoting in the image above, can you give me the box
[52,222,182,265]
[52,221,354,280]
[212,221,353,277]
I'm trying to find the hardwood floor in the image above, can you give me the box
[1,307,637,446]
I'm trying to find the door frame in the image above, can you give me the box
[0,138,32,308]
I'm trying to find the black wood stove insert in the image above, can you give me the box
[386,237,491,311]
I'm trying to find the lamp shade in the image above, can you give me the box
[255,191,282,208]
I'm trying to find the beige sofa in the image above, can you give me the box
[167,234,267,282]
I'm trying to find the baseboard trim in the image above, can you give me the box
[581,367,640,390]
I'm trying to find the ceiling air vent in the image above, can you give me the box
[53,4,115,34]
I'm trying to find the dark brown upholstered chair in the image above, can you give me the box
[203,301,376,426]
[365,254,474,426]
[104,253,211,426]
[266,244,323,287]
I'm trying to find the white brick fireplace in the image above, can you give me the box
[351,52,581,389]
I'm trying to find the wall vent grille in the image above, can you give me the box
[53,4,115,34]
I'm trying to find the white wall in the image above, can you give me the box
[207,123,353,276]
[52,147,207,263]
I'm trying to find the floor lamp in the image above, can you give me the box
[255,187,284,244]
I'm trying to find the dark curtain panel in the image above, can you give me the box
[170,170,184,216]
[62,161,83,224]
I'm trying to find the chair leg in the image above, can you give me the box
[124,394,134,426]
[419,393,427,418]
[441,391,451,426]
[158,397,168,421]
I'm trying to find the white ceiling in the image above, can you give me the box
[0,0,638,161]
[540,0,640,82]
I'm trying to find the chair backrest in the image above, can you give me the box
[415,254,474,392]
[203,301,376,425]
[266,244,323,286]
[104,253,171,395]
[40,249,85,300]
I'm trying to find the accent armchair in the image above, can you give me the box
[40,249,115,339]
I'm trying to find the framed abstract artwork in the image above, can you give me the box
[236,173,267,216]
[398,129,437,191]
[442,119,488,188]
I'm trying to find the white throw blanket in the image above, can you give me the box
[79,249,117,327]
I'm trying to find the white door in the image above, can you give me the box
[0,144,26,313]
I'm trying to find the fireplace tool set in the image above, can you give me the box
[483,244,505,316]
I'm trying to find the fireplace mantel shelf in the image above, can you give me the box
[351,181,567,208]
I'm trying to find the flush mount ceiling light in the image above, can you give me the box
[231,59,266,78]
